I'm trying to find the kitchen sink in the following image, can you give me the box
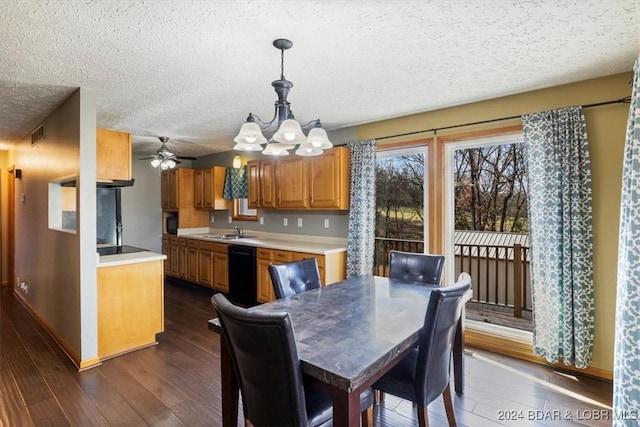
[203,234,254,240]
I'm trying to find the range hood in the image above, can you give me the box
[61,178,135,188]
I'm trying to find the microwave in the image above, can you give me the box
[166,216,178,235]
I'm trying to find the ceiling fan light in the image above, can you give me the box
[306,127,333,149]
[160,161,170,170]
[273,119,306,144]
[150,158,162,168]
[234,122,267,145]
[166,159,176,169]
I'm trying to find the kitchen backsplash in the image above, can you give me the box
[209,209,349,238]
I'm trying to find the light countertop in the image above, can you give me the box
[97,251,166,268]
[178,230,347,255]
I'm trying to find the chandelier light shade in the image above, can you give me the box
[233,38,333,156]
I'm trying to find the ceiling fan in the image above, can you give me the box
[140,137,196,169]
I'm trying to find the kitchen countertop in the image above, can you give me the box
[178,230,347,255]
[97,251,166,268]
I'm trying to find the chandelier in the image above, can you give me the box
[233,39,333,157]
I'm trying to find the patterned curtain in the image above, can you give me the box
[223,166,248,199]
[522,106,595,368]
[346,139,376,278]
[613,55,640,425]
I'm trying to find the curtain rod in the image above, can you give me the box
[375,96,632,141]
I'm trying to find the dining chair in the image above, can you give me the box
[211,293,373,427]
[388,250,445,286]
[372,273,472,427]
[268,258,322,299]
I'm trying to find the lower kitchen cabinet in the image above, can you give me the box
[197,241,215,287]
[186,240,199,282]
[213,243,229,293]
[257,248,275,303]
[97,259,164,359]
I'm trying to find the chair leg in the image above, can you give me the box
[361,406,373,427]
[443,383,457,427]
[417,405,429,427]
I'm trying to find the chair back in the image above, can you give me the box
[388,250,445,285]
[269,258,321,299]
[414,273,471,406]
[211,293,308,426]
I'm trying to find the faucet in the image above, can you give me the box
[234,226,243,237]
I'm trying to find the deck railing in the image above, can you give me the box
[373,237,532,318]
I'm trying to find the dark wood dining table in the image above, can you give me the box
[208,274,470,427]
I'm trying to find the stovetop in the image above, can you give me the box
[97,245,148,256]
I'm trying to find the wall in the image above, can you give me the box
[355,72,633,374]
[0,150,8,285]
[121,158,163,253]
[12,88,98,365]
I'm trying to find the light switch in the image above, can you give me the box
[228,216,232,223]
[260,217,264,225]
[297,218,303,227]
[283,218,288,227]
[324,219,330,228]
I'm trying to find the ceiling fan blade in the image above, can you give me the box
[138,156,155,160]
[176,156,197,161]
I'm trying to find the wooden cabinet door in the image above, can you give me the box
[247,161,260,208]
[162,235,170,276]
[161,171,171,209]
[257,258,275,303]
[309,147,349,210]
[197,244,214,287]
[277,157,308,208]
[260,160,277,208]
[194,169,204,208]
[178,238,188,279]
[257,248,275,303]
[96,128,132,182]
[213,244,229,293]
[186,241,199,282]
[168,237,179,277]
[162,169,179,210]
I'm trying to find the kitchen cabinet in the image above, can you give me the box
[213,243,229,293]
[178,237,188,280]
[167,235,180,277]
[162,235,170,276]
[257,248,275,303]
[308,147,350,209]
[247,147,349,210]
[186,240,199,282]
[97,128,131,182]
[197,241,215,287]
[247,159,277,209]
[161,168,209,230]
[194,166,229,210]
[255,247,346,304]
[276,157,308,209]
[97,259,164,359]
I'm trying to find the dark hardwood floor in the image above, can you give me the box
[1,280,612,426]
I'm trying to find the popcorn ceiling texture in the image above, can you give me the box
[0,0,638,157]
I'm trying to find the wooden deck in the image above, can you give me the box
[466,304,534,332]
[0,280,611,426]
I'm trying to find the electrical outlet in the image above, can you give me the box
[210,216,215,224]
[324,219,330,228]
[228,216,232,223]
[297,218,303,227]
[283,218,288,227]
[259,217,264,225]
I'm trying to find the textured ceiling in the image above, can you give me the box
[1,0,639,157]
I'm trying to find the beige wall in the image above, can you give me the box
[11,88,98,365]
[355,72,633,374]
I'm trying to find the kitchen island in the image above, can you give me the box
[97,249,166,360]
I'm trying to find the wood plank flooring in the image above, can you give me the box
[0,280,612,426]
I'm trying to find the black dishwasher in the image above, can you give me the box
[228,245,257,307]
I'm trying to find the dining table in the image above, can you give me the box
[208,274,471,427]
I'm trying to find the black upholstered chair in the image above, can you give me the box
[372,273,472,427]
[211,293,373,427]
[269,258,322,299]
[388,250,445,286]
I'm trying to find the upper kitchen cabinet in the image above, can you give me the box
[247,159,276,209]
[162,168,209,228]
[247,147,350,210]
[276,157,308,209]
[96,128,131,182]
[194,166,229,210]
[308,147,350,209]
